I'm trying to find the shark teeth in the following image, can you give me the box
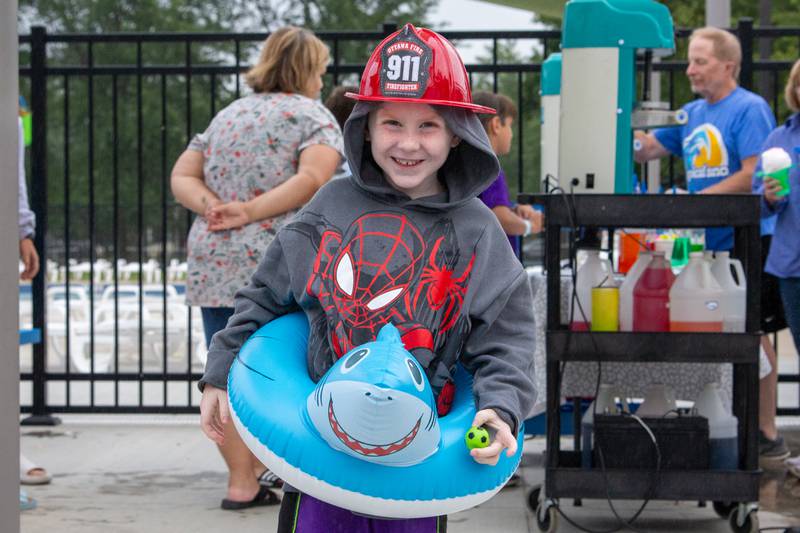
[327,396,421,457]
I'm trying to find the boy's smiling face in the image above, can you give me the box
[367,102,460,199]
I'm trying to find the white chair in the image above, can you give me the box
[68,261,92,282]
[46,259,60,283]
[142,259,163,283]
[167,259,188,282]
[97,283,191,366]
[46,286,113,373]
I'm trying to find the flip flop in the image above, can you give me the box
[19,490,37,511]
[220,485,280,510]
[21,467,52,486]
[257,468,284,489]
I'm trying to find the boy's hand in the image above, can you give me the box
[207,201,250,231]
[763,177,783,205]
[200,384,230,446]
[469,408,517,465]
[514,204,544,234]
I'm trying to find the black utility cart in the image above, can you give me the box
[518,193,762,533]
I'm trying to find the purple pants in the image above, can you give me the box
[277,492,446,533]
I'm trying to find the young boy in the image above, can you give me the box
[199,24,536,532]
[472,91,543,257]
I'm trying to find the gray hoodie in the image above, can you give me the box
[201,101,537,433]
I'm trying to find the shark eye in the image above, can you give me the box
[406,358,425,391]
[341,348,369,374]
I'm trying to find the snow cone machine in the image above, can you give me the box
[541,0,687,193]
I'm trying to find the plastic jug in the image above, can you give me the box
[710,251,747,333]
[633,251,675,332]
[581,384,630,468]
[571,249,612,331]
[619,251,652,331]
[669,252,724,332]
[694,382,739,470]
[635,383,678,417]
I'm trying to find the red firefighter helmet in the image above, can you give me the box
[346,24,495,114]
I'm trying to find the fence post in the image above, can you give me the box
[21,26,59,427]
[738,18,754,91]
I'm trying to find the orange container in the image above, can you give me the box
[619,232,646,274]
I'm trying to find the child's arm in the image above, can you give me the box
[199,235,299,392]
[462,270,536,440]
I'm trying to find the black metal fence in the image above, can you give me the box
[17,20,800,419]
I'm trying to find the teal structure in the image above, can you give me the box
[561,0,674,193]
[540,53,562,97]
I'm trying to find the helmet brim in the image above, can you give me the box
[344,92,496,114]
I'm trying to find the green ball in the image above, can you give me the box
[465,426,490,450]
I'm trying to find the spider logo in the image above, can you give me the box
[305,212,474,360]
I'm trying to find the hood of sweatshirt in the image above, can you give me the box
[343,101,500,211]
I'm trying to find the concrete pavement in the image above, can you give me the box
[19,416,800,533]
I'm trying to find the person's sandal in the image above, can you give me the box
[19,490,37,511]
[220,485,280,510]
[20,466,52,486]
[257,468,284,489]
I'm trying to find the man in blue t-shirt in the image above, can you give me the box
[635,27,789,461]
[635,27,775,251]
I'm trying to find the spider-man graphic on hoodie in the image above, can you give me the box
[298,211,472,415]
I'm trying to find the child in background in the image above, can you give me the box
[199,24,536,532]
[324,85,358,180]
[472,91,543,258]
[325,85,358,130]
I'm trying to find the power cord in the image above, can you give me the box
[543,185,662,533]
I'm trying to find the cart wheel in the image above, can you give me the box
[713,501,736,519]
[728,508,758,533]
[535,503,558,533]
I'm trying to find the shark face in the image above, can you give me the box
[306,323,441,466]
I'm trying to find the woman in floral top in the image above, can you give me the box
[170,26,343,510]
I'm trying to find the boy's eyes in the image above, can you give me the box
[379,119,441,129]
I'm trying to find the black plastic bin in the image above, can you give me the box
[592,414,710,470]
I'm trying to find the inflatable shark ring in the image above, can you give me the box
[227,312,524,519]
